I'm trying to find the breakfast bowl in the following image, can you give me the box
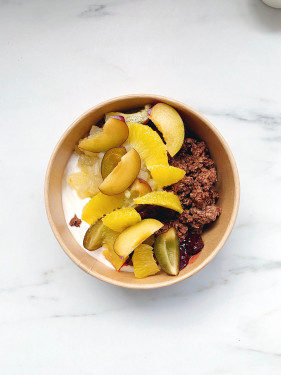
[45,94,240,289]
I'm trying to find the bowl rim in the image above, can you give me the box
[45,94,240,289]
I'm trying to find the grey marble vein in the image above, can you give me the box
[202,109,281,126]
[78,4,110,18]
[228,260,281,275]
[236,346,281,358]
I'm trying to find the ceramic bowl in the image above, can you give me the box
[45,94,239,289]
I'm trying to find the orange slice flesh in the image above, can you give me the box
[128,122,168,167]
[132,244,160,279]
[134,191,183,213]
[148,165,185,188]
[82,192,124,225]
[102,207,141,232]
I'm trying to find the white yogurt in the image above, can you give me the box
[62,153,134,272]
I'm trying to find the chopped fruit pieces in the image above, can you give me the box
[105,104,151,124]
[148,165,185,188]
[102,226,119,250]
[89,125,102,137]
[78,117,129,153]
[154,228,180,275]
[102,227,128,270]
[150,103,185,157]
[134,191,183,213]
[101,147,126,179]
[78,152,100,172]
[67,152,102,198]
[81,192,124,225]
[83,219,104,251]
[103,248,128,271]
[132,244,159,278]
[102,207,141,232]
[109,115,125,122]
[99,149,141,195]
[67,170,102,199]
[74,145,96,157]
[114,219,163,258]
[130,178,152,199]
[65,102,220,279]
[128,122,168,167]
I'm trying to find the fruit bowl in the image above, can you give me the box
[45,94,239,289]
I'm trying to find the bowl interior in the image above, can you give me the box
[45,95,239,289]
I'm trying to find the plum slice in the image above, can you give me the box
[101,147,126,179]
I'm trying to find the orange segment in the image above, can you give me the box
[132,244,159,278]
[128,122,168,167]
[102,208,141,232]
[148,165,185,188]
[102,227,128,270]
[81,192,125,225]
[134,191,183,213]
[103,249,127,271]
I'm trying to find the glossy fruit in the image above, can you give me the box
[150,103,185,157]
[134,191,183,213]
[89,125,102,136]
[130,178,152,199]
[101,147,126,179]
[114,219,163,258]
[102,207,141,232]
[77,152,100,173]
[109,115,125,122]
[154,228,180,275]
[132,244,159,278]
[75,145,97,158]
[128,122,168,167]
[83,219,104,251]
[78,117,129,153]
[68,151,102,198]
[105,104,151,124]
[67,171,102,199]
[102,226,119,250]
[103,248,128,271]
[81,192,124,225]
[99,149,141,195]
[102,227,128,270]
[148,165,185,188]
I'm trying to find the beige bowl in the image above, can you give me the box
[45,94,239,289]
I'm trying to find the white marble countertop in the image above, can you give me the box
[1,0,281,374]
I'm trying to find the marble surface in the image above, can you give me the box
[1,0,281,374]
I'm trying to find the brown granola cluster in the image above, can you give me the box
[69,214,82,227]
[158,138,222,241]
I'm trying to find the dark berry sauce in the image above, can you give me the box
[179,234,204,270]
